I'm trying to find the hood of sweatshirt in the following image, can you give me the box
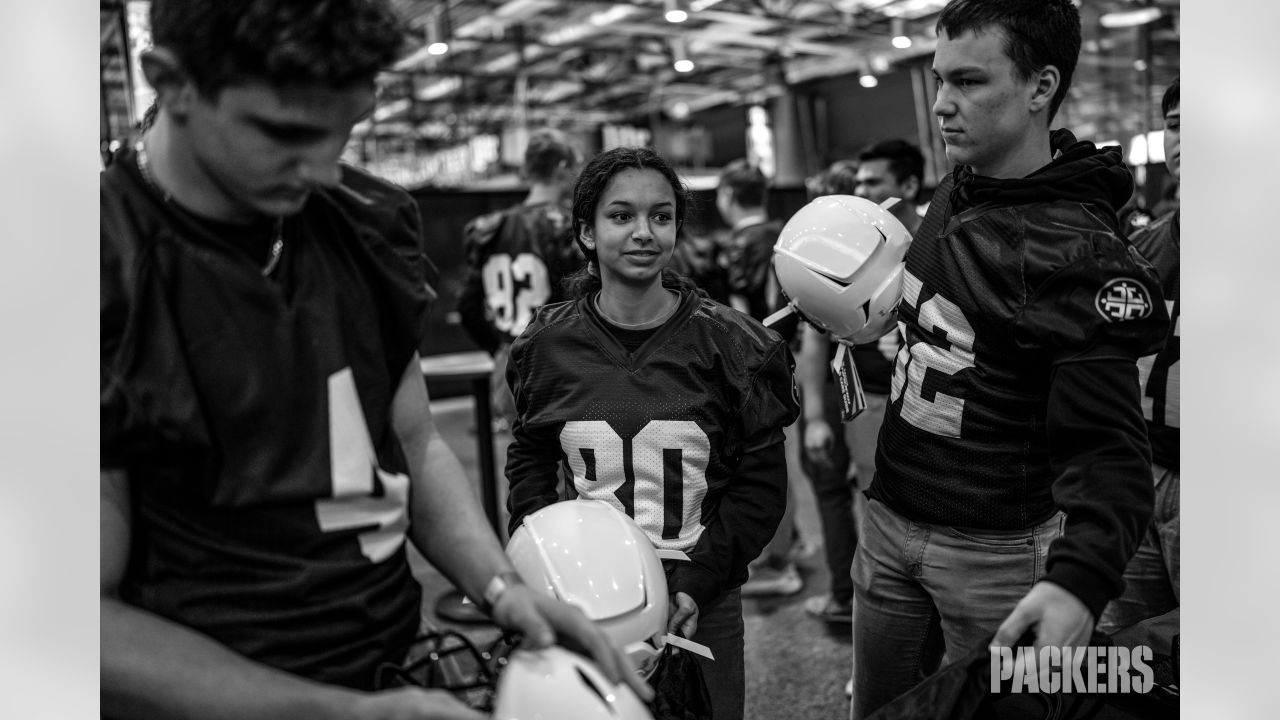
[950,129,1134,218]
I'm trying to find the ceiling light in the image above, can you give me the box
[426,5,451,55]
[1099,7,1162,29]
[891,18,912,49]
[672,37,695,72]
[859,72,879,88]
[665,0,689,23]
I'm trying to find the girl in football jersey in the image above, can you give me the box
[505,146,800,720]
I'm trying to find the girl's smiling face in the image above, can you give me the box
[580,167,678,288]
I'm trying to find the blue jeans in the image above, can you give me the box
[691,588,745,720]
[1098,464,1179,635]
[850,498,1064,719]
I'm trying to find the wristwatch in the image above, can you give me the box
[481,571,524,614]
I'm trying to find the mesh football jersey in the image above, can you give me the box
[101,149,427,689]
[1128,210,1179,470]
[873,156,1168,530]
[505,290,798,558]
[460,202,581,346]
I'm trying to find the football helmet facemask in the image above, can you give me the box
[773,195,912,345]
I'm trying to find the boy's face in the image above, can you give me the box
[855,159,914,205]
[181,80,376,222]
[932,27,1043,178]
[1163,104,1180,181]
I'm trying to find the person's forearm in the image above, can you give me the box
[102,598,361,720]
[796,326,830,419]
[1043,358,1156,617]
[407,430,517,605]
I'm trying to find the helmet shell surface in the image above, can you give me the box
[492,646,653,720]
[773,195,912,344]
[506,500,668,674]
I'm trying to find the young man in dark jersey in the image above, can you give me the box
[505,146,800,720]
[850,1,1170,717]
[455,128,584,431]
[1097,77,1180,642]
[99,3,650,718]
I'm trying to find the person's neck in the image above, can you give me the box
[730,207,767,231]
[596,283,678,329]
[974,125,1053,180]
[893,204,921,236]
[143,115,258,224]
[524,182,565,207]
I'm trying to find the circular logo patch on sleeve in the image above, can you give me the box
[1095,278,1154,322]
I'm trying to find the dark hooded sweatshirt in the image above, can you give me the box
[870,130,1170,617]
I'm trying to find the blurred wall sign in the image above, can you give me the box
[601,124,653,150]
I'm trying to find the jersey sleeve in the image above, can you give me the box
[503,331,564,535]
[1014,244,1169,363]
[100,205,208,471]
[669,332,800,607]
[739,337,802,439]
[455,212,506,354]
[1015,240,1170,616]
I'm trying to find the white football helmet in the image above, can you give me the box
[506,500,668,678]
[492,646,653,720]
[773,195,912,344]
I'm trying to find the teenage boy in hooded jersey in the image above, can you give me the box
[850,1,1170,716]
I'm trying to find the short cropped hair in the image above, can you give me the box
[857,139,925,188]
[1162,76,1180,118]
[718,159,769,209]
[936,0,1081,122]
[523,129,581,184]
[150,0,405,97]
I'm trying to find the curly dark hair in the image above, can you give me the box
[936,0,1081,122]
[563,146,697,299]
[150,0,406,96]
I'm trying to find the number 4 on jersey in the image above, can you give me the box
[315,368,410,563]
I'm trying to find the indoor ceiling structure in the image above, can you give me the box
[369,0,1180,147]
[101,1,1180,165]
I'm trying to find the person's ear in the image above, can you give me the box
[579,225,595,250]
[903,175,921,203]
[140,47,198,120]
[1028,64,1060,116]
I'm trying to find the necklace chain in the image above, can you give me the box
[594,291,679,329]
[135,139,285,277]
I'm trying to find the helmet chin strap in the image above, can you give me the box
[762,303,796,330]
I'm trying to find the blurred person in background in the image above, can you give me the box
[796,140,925,627]
[715,158,808,598]
[1097,76,1180,651]
[456,128,584,432]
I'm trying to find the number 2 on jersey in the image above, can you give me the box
[560,420,710,549]
[890,270,976,438]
